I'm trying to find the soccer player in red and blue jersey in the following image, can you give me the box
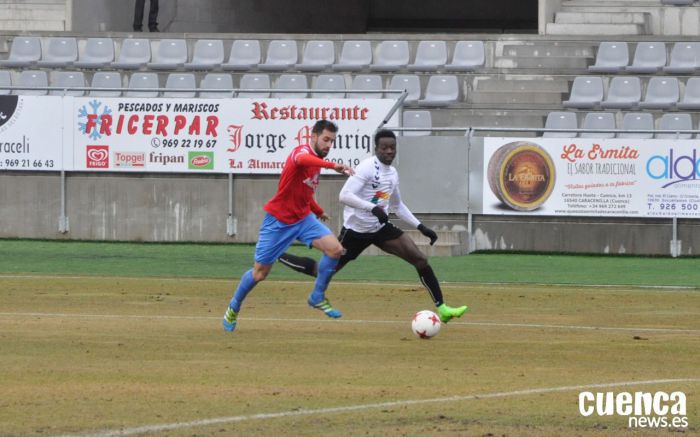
[223,120,354,332]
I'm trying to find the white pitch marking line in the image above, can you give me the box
[60,378,700,437]
[1,312,698,334]
[0,274,697,291]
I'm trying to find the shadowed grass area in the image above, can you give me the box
[0,239,699,287]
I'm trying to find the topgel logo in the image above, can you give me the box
[579,391,688,429]
[646,149,700,188]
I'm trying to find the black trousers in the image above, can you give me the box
[134,0,159,30]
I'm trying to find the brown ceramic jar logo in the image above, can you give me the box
[487,141,556,211]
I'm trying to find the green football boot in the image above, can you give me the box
[437,303,468,323]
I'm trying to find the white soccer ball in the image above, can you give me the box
[411,310,441,339]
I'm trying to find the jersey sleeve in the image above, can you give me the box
[389,185,421,228]
[294,151,337,169]
[339,159,377,211]
[310,197,324,217]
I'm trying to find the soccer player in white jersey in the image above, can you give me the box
[279,129,468,323]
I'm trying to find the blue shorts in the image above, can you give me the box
[254,213,332,265]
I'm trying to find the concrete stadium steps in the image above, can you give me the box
[0,0,67,31]
[466,75,569,107]
[548,0,700,36]
[362,229,469,257]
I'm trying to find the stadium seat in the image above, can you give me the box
[223,40,261,71]
[89,72,123,97]
[663,42,699,73]
[332,41,372,71]
[347,75,383,98]
[408,41,447,71]
[199,73,234,98]
[50,71,86,96]
[296,40,335,71]
[661,0,695,5]
[445,41,485,72]
[562,76,604,109]
[388,75,421,103]
[656,113,693,139]
[112,39,151,69]
[370,41,409,71]
[238,73,271,98]
[542,112,577,138]
[639,77,680,109]
[402,110,432,136]
[273,74,308,98]
[148,39,188,70]
[601,77,641,109]
[588,42,629,73]
[677,77,700,110]
[184,39,224,70]
[126,72,159,98]
[580,112,616,138]
[0,71,11,95]
[311,74,346,98]
[164,73,196,98]
[419,75,459,106]
[259,40,298,71]
[0,36,41,67]
[626,42,666,73]
[618,113,654,139]
[75,38,115,69]
[15,70,48,95]
[37,37,78,68]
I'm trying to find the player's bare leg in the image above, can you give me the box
[306,235,344,318]
[377,234,468,323]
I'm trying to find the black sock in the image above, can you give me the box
[417,265,444,307]
[278,253,317,277]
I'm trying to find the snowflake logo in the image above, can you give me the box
[77,99,112,140]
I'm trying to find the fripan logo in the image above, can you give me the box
[0,95,19,129]
[86,145,109,169]
[188,151,214,170]
[579,391,688,429]
[114,152,145,168]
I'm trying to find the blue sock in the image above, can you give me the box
[229,269,257,312]
[309,255,339,304]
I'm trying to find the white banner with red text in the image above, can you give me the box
[483,137,700,218]
[72,97,398,173]
[0,96,66,171]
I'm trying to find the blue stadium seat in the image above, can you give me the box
[618,113,654,139]
[50,71,86,96]
[656,113,693,139]
[311,74,346,98]
[164,73,196,98]
[588,42,629,73]
[16,70,48,96]
[126,72,159,98]
[639,77,679,109]
[402,110,432,136]
[238,73,271,98]
[419,75,459,106]
[273,74,308,98]
[563,76,604,109]
[626,42,666,73]
[389,75,421,103]
[347,75,383,98]
[677,77,700,110]
[542,112,577,138]
[445,41,485,72]
[90,72,123,97]
[601,77,641,109]
[580,112,616,139]
[663,42,699,73]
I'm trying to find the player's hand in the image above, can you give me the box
[318,213,330,222]
[334,163,355,176]
[418,224,438,245]
[371,206,389,224]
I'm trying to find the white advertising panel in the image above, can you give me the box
[0,96,64,171]
[483,137,700,218]
[72,98,398,174]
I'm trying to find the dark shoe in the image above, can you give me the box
[149,27,159,32]
[133,27,143,32]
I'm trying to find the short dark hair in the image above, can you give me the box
[312,120,338,135]
[374,129,396,146]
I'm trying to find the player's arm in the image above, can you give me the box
[339,175,389,224]
[310,197,329,221]
[389,186,438,245]
[295,153,354,175]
